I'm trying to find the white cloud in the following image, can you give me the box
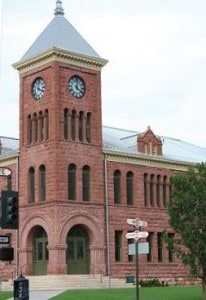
[1,0,206,147]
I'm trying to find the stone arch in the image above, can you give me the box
[19,216,52,275]
[59,212,105,275]
[59,212,101,246]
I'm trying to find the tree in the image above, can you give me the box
[168,163,206,300]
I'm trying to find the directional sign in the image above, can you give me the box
[126,230,149,240]
[0,235,10,244]
[136,231,149,239]
[126,230,140,240]
[0,168,11,176]
[127,218,148,228]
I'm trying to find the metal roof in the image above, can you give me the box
[22,12,100,61]
[103,126,206,164]
[1,127,206,164]
[0,136,19,157]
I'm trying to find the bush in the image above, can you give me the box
[139,278,167,287]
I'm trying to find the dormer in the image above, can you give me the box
[137,126,163,155]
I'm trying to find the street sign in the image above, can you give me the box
[126,230,149,240]
[0,168,11,176]
[135,231,149,239]
[129,242,149,255]
[126,230,140,240]
[0,235,10,244]
[127,218,148,227]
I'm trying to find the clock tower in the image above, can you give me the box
[14,1,107,275]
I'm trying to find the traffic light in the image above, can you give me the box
[1,191,19,229]
[0,247,14,261]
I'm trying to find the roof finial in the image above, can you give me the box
[54,0,64,16]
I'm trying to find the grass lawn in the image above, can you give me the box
[49,286,202,300]
[0,291,13,300]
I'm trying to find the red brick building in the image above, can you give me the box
[1,0,206,283]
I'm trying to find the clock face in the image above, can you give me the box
[32,77,45,100]
[68,76,85,99]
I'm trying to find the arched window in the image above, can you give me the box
[150,174,154,206]
[114,170,121,204]
[44,109,49,140]
[156,175,161,207]
[64,108,69,139]
[39,111,44,141]
[71,110,76,141]
[79,111,84,141]
[144,173,148,206]
[68,164,76,200]
[86,113,91,143]
[39,165,46,201]
[82,165,90,202]
[28,167,35,203]
[27,115,32,144]
[33,113,38,143]
[163,176,167,207]
[126,171,133,205]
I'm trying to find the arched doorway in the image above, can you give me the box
[32,226,48,275]
[67,225,90,274]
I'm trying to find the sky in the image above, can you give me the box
[1,0,206,147]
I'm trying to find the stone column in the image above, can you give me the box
[90,245,106,275]
[19,247,33,276]
[47,244,67,275]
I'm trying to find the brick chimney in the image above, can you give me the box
[137,126,162,155]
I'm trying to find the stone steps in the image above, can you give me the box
[2,274,134,291]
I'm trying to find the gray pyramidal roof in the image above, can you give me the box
[22,1,100,61]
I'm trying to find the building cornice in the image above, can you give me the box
[103,150,194,172]
[13,47,108,73]
[0,154,18,166]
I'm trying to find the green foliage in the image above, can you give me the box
[139,278,166,287]
[168,163,206,298]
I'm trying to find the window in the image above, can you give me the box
[64,109,69,139]
[68,164,76,200]
[39,112,44,141]
[86,113,91,143]
[44,109,49,140]
[79,111,84,141]
[144,173,148,206]
[28,167,35,202]
[150,174,154,206]
[71,110,76,141]
[39,165,46,201]
[33,113,38,143]
[156,175,161,207]
[168,233,175,263]
[114,170,121,204]
[147,232,154,262]
[82,165,90,201]
[163,176,167,207]
[27,115,32,144]
[115,230,122,262]
[126,171,133,205]
[7,175,12,191]
[157,232,164,262]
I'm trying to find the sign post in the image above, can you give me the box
[126,218,148,300]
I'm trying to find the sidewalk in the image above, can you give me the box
[8,290,65,300]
